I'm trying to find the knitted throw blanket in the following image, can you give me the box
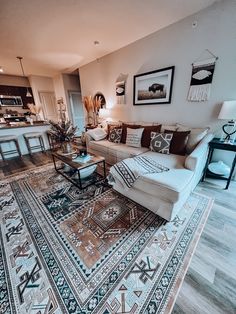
[107,156,169,189]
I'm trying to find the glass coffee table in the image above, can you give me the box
[52,150,106,189]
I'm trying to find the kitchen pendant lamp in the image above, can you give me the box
[16,56,32,98]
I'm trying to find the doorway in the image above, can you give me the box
[69,92,85,135]
[39,91,58,121]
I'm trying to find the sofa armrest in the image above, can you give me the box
[185,133,214,171]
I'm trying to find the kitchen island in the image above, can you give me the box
[0,122,51,159]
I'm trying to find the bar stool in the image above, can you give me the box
[47,131,61,151]
[0,135,22,161]
[23,132,46,155]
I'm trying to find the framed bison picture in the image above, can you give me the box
[133,66,175,105]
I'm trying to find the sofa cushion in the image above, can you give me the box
[134,169,194,202]
[164,130,190,155]
[150,132,173,154]
[141,125,161,148]
[121,124,141,143]
[133,151,193,202]
[108,128,122,143]
[176,124,210,154]
[89,140,118,154]
[126,127,144,148]
[109,143,149,159]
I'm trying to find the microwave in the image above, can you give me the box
[0,95,23,106]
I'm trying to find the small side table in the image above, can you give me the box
[202,137,236,189]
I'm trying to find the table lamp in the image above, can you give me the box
[218,100,236,143]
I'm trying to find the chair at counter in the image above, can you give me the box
[0,135,22,161]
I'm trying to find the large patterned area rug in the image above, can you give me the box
[0,164,213,314]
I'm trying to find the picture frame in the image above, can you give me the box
[133,66,175,105]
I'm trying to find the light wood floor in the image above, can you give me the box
[0,153,235,314]
[173,178,236,314]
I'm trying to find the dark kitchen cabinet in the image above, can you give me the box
[0,85,35,108]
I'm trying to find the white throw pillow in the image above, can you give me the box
[176,123,210,154]
[86,128,107,141]
[126,128,144,148]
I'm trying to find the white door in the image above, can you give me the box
[69,92,85,135]
[39,91,58,121]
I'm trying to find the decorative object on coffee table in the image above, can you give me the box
[49,120,77,154]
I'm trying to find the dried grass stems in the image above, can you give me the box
[83,95,102,113]
[83,95,102,125]
[28,103,41,115]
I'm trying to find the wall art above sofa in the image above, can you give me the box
[133,66,175,106]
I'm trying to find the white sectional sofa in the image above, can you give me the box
[85,124,213,221]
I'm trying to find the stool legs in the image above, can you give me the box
[39,136,45,152]
[0,144,5,161]
[14,139,22,157]
[24,137,32,155]
[24,135,45,155]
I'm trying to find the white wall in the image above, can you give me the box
[29,75,55,119]
[80,0,236,129]
[79,0,236,170]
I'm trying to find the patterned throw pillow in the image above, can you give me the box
[126,128,144,148]
[150,132,173,154]
[141,125,162,148]
[108,128,122,143]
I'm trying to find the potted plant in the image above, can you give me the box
[49,120,77,154]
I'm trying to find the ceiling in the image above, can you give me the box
[0,0,216,77]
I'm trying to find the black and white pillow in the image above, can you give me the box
[108,128,122,143]
[150,132,173,154]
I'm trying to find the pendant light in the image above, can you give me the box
[16,56,32,97]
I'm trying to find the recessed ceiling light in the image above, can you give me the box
[0,66,3,73]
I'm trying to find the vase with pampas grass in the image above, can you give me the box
[83,95,102,126]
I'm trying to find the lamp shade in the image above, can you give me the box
[218,100,236,120]
[99,108,109,118]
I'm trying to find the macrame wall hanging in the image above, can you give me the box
[187,50,218,102]
[116,73,128,104]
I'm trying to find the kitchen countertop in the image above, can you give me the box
[0,122,50,130]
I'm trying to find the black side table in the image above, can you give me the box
[202,137,236,189]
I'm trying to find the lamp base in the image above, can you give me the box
[220,121,236,144]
